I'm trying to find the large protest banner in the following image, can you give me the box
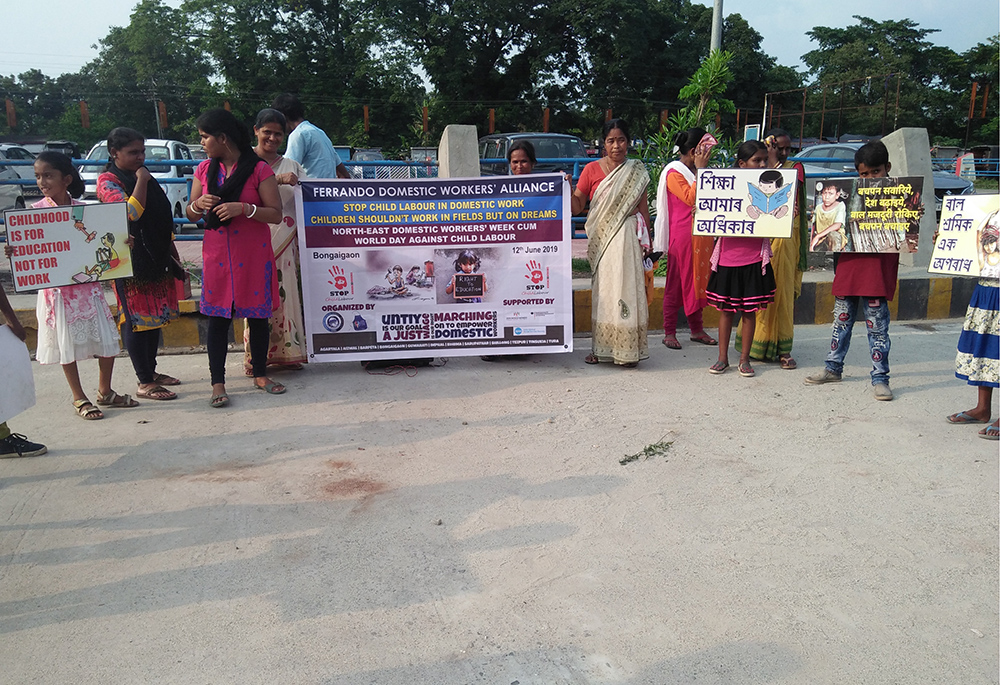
[3,202,131,291]
[928,194,1000,277]
[693,168,797,238]
[808,176,923,253]
[296,174,573,362]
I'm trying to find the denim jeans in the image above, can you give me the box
[824,296,891,385]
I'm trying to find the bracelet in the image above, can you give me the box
[247,204,258,219]
[187,202,205,216]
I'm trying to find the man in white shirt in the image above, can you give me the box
[271,94,350,179]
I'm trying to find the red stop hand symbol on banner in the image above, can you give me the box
[328,265,349,290]
[525,260,544,284]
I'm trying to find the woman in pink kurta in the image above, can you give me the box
[186,108,283,408]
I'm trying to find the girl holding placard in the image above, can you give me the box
[4,153,135,420]
[705,141,776,378]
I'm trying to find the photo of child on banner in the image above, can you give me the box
[440,248,492,303]
[693,168,797,238]
[929,195,1000,277]
[808,176,924,253]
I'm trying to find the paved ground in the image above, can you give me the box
[0,321,997,684]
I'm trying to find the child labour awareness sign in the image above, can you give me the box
[295,173,573,362]
[4,203,131,292]
[693,168,797,238]
[928,194,1000,277]
[808,176,923,253]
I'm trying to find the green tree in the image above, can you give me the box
[801,16,966,140]
[85,0,214,140]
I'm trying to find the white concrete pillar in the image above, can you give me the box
[437,125,480,179]
[881,128,935,268]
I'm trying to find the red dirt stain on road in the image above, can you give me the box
[322,477,387,498]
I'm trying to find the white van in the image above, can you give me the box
[81,139,195,221]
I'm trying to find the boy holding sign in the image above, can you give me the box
[805,142,899,401]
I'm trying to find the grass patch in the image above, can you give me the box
[973,178,998,191]
[620,439,673,465]
[572,257,591,278]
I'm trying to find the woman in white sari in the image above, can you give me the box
[243,108,308,373]
[572,119,652,366]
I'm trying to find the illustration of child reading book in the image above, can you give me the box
[746,170,791,220]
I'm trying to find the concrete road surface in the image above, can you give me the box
[0,322,996,684]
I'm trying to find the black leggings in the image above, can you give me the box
[208,315,268,385]
[115,281,161,385]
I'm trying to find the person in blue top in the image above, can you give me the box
[271,94,350,179]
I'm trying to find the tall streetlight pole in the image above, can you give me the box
[710,0,723,52]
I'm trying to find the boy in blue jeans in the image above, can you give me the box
[805,141,899,401]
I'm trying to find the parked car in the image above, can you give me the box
[80,139,195,221]
[43,140,82,158]
[188,144,207,161]
[795,142,975,217]
[0,150,27,211]
[349,148,384,179]
[0,144,38,205]
[479,132,590,176]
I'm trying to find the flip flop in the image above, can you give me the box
[738,361,755,378]
[946,411,988,425]
[152,373,181,386]
[136,384,177,401]
[662,337,682,350]
[978,424,999,440]
[584,354,600,365]
[690,333,718,346]
[210,394,229,408]
[253,379,286,395]
[708,361,729,375]
[779,355,797,370]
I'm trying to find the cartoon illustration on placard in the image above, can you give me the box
[746,170,792,220]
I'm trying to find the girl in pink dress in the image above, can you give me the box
[14,153,133,420]
[185,109,283,408]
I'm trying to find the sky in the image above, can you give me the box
[0,0,997,79]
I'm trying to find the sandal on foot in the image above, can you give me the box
[979,424,1000,440]
[662,337,682,350]
[253,379,286,395]
[690,332,718,346]
[738,362,755,378]
[779,355,797,370]
[946,411,988,425]
[584,354,600,365]
[708,361,729,375]
[152,373,181,386]
[73,399,104,420]
[210,394,229,408]
[95,390,140,408]
[136,385,177,401]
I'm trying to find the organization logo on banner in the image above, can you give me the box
[327,264,354,298]
[523,259,549,294]
[514,326,546,336]
[323,312,344,332]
